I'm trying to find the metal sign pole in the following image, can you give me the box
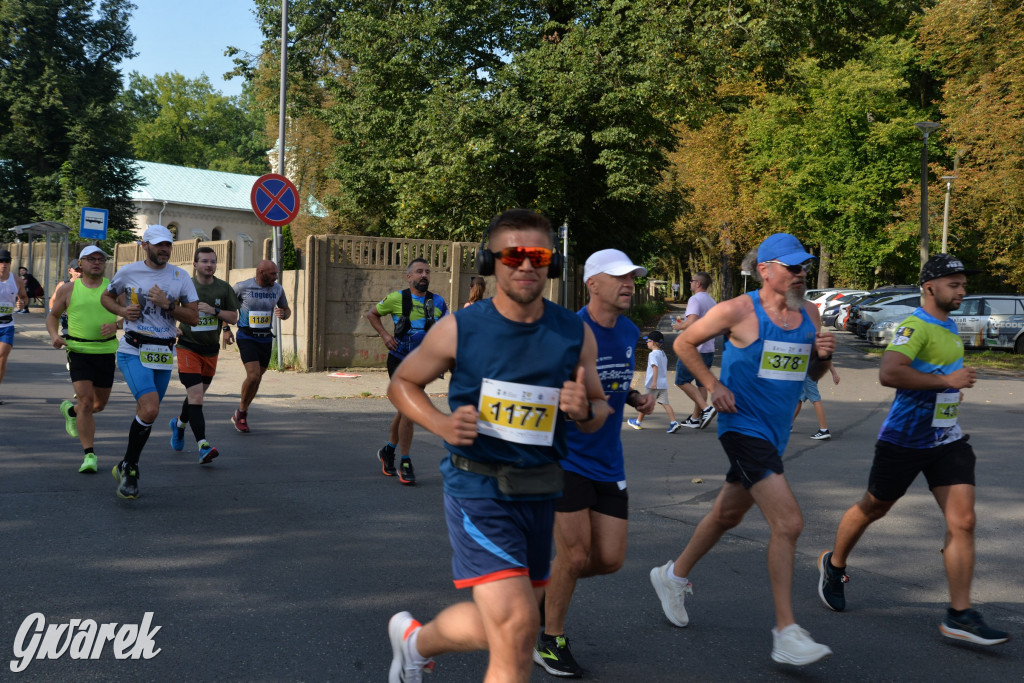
[273,0,288,370]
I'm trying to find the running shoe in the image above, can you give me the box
[810,429,832,440]
[770,624,832,665]
[378,446,397,476]
[79,453,98,474]
[388,611,435,683]
[534,632,583,678]
[231,409,250,433]
[627,417,643,430]
[681,416,701,429]
[815,552,847,610]
[198,440,219,465]
[112,462,139,500]
[817,551,848,612]
[169,417,185,451]
[940,608,1009,645]
[666,421,681,434]
[698,405,717,430]
[399,459,416,485]
[649,560,693,627]
[60,399,78,438]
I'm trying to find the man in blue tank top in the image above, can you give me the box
[649,233,836,666]
[534,249,656,677]
[384,209,610,683]
[817,254,1007,646]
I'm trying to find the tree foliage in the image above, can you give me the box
[918,0,1024,288]
[119,72,270,175]
[0,0,138,241]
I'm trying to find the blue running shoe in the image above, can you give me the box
[198,440,219,465]
[169,417,185,451]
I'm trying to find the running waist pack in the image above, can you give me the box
[450,454,564,497]
[124,331,176,349]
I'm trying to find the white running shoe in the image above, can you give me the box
[388,611,434,683]
[770,624,832,665]
[649,560,693,627]
[699,406,717,429]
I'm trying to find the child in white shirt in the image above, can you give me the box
[628,330,681,433]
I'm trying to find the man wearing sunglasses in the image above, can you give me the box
[650,232,836,666]
[47,246,119,474]
[366,257,449,485]
[385,209,610,683]
[0,248,29,403]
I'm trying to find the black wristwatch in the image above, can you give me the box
[167,301,176,313]
[214,306,221,316]
[574,401,595,423]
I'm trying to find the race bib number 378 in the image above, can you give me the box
[757,340,812,381]
[477,378,559,446]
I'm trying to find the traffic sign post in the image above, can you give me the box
[250,174,301,227]
[79,207,108,240]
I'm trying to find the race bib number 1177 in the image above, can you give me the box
[477,378,559,446]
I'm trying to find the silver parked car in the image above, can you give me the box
[867,317,909,347]
[950,294,1024,349]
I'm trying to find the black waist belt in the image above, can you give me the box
[65,334,117,343]
[124,331,176,349]
[450,454,564,497]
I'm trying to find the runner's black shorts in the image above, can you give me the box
[237,338,272,368]
[67,351,115,388]
[556,469,629,519]
[721,431,784,489]
[386,353,403,378]
[868,437,975,502]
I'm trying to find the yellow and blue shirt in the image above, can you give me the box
[878,308,964,448]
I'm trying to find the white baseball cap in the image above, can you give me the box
[583,249,647,283]
[142,224,174,244]
[79,245,109,259]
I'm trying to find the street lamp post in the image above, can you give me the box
[941,175,955,254]
[914,121,940,269]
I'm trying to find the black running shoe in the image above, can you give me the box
[940,608,1009,645]
[533,633,583,678]
[817,551,848,611]
[112,462,140,500]
[378,446,397,476]
[398,458,416,485]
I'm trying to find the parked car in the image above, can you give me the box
[845,287,919,335]
[823,293,869,329]
[949,294,1024,349]
[867,316,909,347]
[854,293,922,337]
[806,289,866,313]
[984,314,1024,354]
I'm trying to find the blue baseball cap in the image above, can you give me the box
[756,233,816,266]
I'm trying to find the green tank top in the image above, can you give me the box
[66,278,118,354]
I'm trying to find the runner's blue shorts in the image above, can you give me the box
[443,493,556,589]
[0,326,14,346]
[117,351,172,401]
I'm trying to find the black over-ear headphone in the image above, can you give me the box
[475,215,563,278]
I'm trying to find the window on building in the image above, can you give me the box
[212,228,222,241]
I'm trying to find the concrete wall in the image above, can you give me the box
[91,233,576,372]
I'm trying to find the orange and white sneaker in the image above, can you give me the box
[388,611,435,683]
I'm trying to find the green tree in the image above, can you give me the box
[0,0,138,240]
[918,0,1024,289]
[119,72,269,175]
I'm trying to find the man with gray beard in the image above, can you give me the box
[648,233,837,666]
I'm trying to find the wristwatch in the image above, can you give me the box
[167,301,176,313]
[214,306,221,316]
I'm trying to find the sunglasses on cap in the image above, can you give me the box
[766,260,810,274]
[491,246,553,269]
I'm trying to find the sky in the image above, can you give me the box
[120,0,266,98]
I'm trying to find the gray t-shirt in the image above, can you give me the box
[685,291,717,353]
[107,261,199,356]
[233,277,288,340]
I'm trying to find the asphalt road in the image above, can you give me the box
[1,315,1022,681]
